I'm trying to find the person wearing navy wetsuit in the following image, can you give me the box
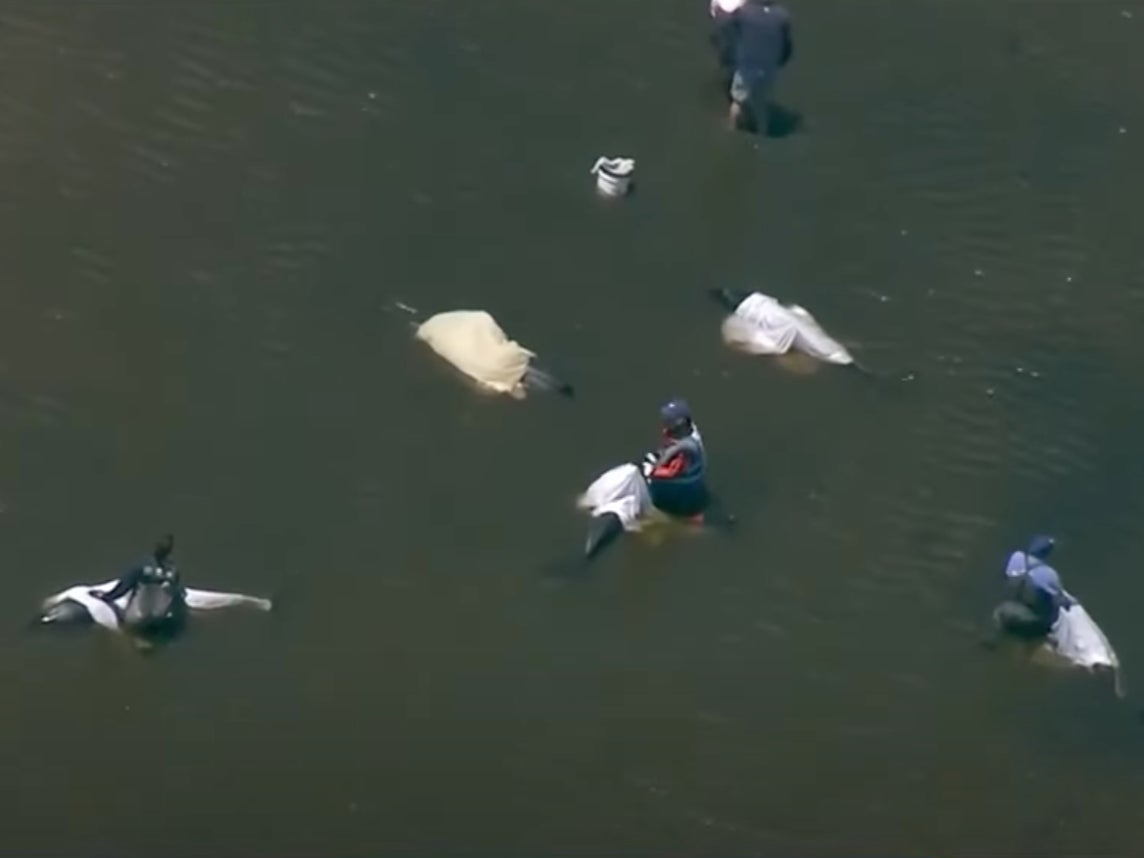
[96,534,186,634]
[639,399,709,519]
[992,535,1075,642]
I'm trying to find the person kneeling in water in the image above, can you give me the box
[992,535,1075,643]
[95,534,186,634]
[639,398,709,519]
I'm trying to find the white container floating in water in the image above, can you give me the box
[590,157,635,197]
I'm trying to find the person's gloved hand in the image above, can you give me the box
[635,451,658,478]
[88,589,109,601]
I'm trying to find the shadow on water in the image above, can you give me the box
[764,102,803,138]
[736,102,803,138]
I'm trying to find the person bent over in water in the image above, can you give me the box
[639,398,709,519]
[96,534,186,635]
[992,535,1075,642]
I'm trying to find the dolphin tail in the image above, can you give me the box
[708,288,749,313]
[1114,666,1128,700]
[523,362,575,398]
[585,512,624,560]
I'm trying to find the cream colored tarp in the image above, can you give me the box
[416,310,535,397]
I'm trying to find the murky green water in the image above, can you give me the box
[1,2,1143,855]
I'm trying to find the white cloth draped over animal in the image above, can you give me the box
[416,310,537,398]
[720,292,854,365]
[1045,593,1119,673]
[578,464,655,531]
[40,579,272,631]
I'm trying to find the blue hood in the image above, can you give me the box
[1027,534,1055,561]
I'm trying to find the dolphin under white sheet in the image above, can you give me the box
[41,579,272,631]
[577,464,654,531]
[720,292,853,365]
[1046,593,1118,671]
[416,310,536,397]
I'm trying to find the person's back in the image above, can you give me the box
[994,536,1071,640]
[100,535,186,634]
[733,0,792,77]
[123,562,183,632]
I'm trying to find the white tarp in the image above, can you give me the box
[720,292,854,365]
[41,578,272,631]
[1046,592,1119,672]
[416,310,535,397]
[577,463,654,531]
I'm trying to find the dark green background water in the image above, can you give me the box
[1,2,1142,855]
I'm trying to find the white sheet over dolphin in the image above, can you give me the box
[1043,592,1120,674]
[39,578,272,631]
[415,309,573,399]
[579,463,654,532]
[711,288,854,365]
[576,462,669,560]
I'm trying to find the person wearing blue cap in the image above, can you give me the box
[992,535,1076,642]
[637,398,709,519]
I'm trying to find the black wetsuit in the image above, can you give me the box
[101,562,186,632]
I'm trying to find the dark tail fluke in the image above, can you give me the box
[585,512,624,560]
[391,300,424,330]
[523,363,575,398]
[708,288,749,313]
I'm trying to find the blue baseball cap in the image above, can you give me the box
[660,398,692,426]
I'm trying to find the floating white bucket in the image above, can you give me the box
[590,156,635,197]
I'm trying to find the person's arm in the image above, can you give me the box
[1051,589,1076,611]
[1039,567,1075,609]
[651,455,687,479]
[654,439,690,466]
[637,442,683,478]
[711,14,739,71]
[96,565,143,602]
[648,440,691,478]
